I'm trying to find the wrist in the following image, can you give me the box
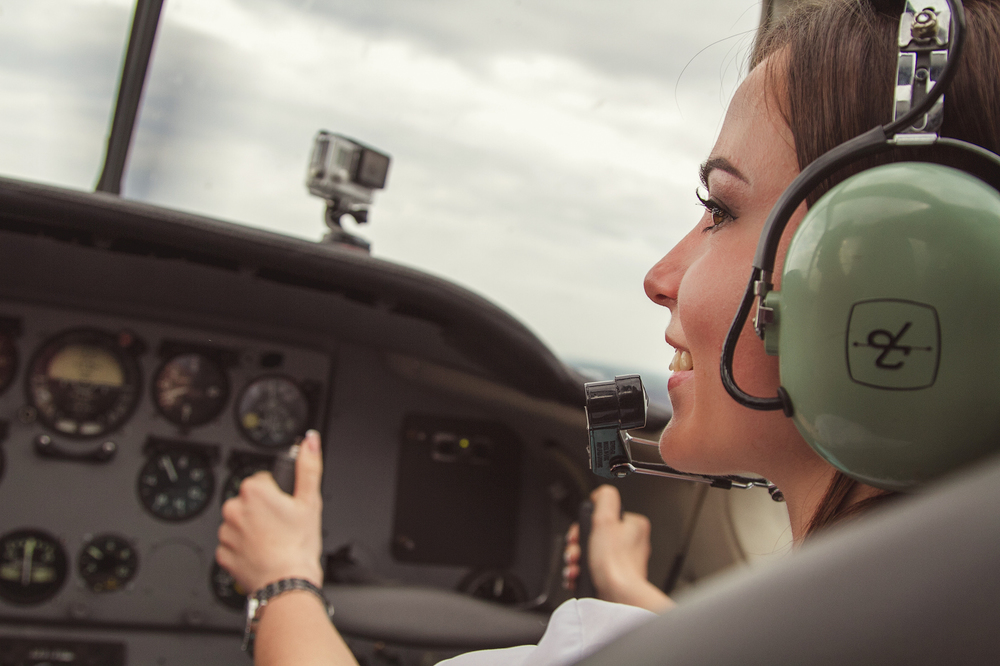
[602,566,646,603]
[254,561,324,591]
[243,577,333,656]
[611,577,672,612]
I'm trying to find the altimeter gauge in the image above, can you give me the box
[137,447,215,521]
[0,529,68,605]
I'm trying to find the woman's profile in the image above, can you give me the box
[216,0,1000,663]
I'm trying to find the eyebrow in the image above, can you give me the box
[699,157,749,187]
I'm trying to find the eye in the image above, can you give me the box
[695,187,736,231]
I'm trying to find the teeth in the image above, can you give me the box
[669,350,693,372]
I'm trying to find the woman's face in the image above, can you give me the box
[646,60,814,477]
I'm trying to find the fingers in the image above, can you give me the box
[622,512,652,539]
[565,522,579,546]
[591,484,622,526]
[562,562,579,590]
[564,541,580,566]
[562,523,581,590]
[295,430,323,500]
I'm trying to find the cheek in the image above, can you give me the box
[676,235,782,403]
[677,250,750,357]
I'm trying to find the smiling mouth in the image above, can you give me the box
[668,349,693,372]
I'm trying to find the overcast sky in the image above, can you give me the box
[0,0,762,383]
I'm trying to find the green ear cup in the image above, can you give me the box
[766,162,1000,490]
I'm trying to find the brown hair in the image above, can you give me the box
[749,0,1000,534]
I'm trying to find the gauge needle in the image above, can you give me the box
[21,538,35,587]
[159,455,179,483]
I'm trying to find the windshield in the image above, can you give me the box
[0,0,761,387]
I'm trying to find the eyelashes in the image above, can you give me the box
[695,187,737,232]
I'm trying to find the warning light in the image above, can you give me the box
[459,438,470,449]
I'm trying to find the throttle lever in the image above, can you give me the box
[272,443,299,494]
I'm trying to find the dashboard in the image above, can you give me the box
[0,302,332,619]
[0,176,635,665]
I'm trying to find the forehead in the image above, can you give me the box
[707,59,796,184]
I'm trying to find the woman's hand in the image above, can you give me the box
[563,485,674,613]
[216,430,325,593]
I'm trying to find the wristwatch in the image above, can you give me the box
[242,578,334,656]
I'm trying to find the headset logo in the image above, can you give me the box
[846,299,940,390]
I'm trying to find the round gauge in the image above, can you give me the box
[154,353,229,427]
[137,449,215,521]
[236,376,309,449]
[0,331,17,395]
[26,329,141,438]
[210,561,248,611]
[0,529,68,605]
[78,535,138,593]
[221,460,273,503]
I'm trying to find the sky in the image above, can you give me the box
[0,0,762,384]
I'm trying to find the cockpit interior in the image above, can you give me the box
[0,1,797,664]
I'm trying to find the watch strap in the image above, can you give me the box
[242,578,333,656]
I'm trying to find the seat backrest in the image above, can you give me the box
[578,453,1000,665]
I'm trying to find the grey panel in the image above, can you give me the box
[578,454,1000,666]
[0,301,331,631]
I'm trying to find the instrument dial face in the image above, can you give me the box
[154,353,229,427]
[137,449,215,521]
[27,329,141,438]
[0,529,68,605]
[210,561,248,611]
[236,376,309,449]
[78,535,138,593]
[221,460,273,503]
[0,331,17,395]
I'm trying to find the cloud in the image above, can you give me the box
[0,0,761,373]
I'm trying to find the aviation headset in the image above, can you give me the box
[585,0,1000,497]
[721,0,1000,491]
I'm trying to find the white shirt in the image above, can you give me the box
[439,599,657,666]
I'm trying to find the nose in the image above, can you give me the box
[644,227,699,309]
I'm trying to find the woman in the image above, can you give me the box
[216,0,1000,662]
[564,0,1000,614]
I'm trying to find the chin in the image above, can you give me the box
[657,410,751,476]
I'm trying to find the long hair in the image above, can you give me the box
[749,0,1000,534]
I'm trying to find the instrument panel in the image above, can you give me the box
[0,300,331,626]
